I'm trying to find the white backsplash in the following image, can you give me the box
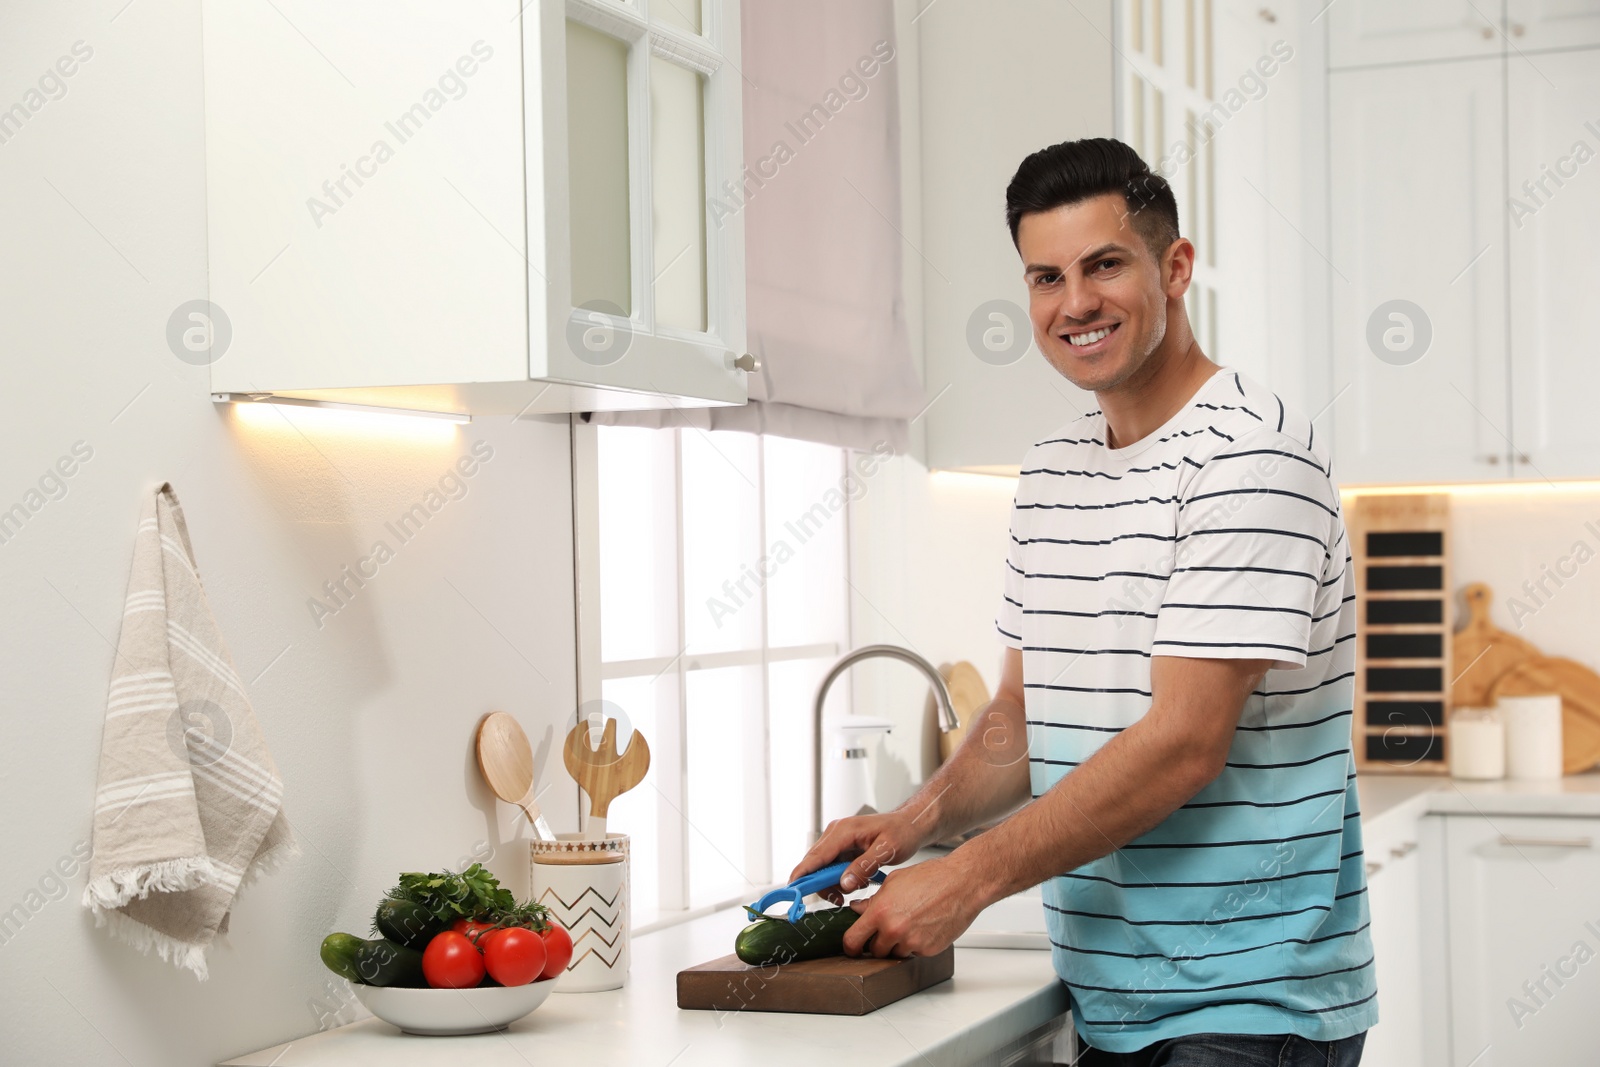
[1446,489,1600,668]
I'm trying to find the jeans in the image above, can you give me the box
[1075,1030,1366,1067]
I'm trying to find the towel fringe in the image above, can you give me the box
[91,908,212,980]
[238,833,300,892]
[80,855,218,913]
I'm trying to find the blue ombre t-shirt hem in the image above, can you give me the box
[1066,989,1379,1054]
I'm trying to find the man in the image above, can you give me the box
[793,138,1374,1064]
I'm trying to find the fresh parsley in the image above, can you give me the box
[384,864,549,928]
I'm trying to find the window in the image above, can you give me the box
[1117,0,1222,357]
[579,423,852,924]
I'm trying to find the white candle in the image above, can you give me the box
[1448,707,1506,780]
[1498,694,1564,780]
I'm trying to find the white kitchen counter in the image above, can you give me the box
[1358,767,1600,830]
[221,904,1066,1067]
[224,771,1600,1066]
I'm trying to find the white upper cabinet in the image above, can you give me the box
[1506,0,1600,49]
[1507,52,1600,479]
[917,0,1111,473]
[203,0,748,416]
[1328,0,1503,67]
[1329,59,1509,484]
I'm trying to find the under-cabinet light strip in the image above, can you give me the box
[211,392,471,424]
[1340,480,1600,497]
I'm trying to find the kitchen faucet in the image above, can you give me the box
[811,644,958,843]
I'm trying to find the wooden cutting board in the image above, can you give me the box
[932,661,991,765]
[677,948,954,1015]
[1488,656,1600,775]
[1451,582,1542,708]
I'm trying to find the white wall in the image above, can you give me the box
[849,461,1018,811]
[1422,489,1600,668]
[915,0,1111,473]
[841,1,1022,812]
[0,3,579,1063]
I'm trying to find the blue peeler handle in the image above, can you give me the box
[747,860,886,923]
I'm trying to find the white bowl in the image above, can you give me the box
[353,978,559,1035]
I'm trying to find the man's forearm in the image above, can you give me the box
[951,715,1217,906]
[892,694,1032,848]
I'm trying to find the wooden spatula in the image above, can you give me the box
[564,716,650,841]
[475,711,555,841]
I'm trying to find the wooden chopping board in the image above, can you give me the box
[930,661,990,765]
[1450,582,1542,708]
[1489,656,1600,775]
[677,948,954,1015]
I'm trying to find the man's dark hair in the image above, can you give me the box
[1004,138,1180,260]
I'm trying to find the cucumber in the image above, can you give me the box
[318,932,366,982]
[735,906,861,966]
[353,937,426,987]
[373,897,446,950]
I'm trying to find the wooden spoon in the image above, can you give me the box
[563,717,650,841]
[475,711,555,841]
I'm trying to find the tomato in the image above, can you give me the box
[538,923,573,980]
[451,918,498,946]
[422,930,486,989]
[481,927,546,987]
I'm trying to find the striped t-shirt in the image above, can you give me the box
[995,369,1376,1052]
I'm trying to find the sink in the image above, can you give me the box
[955,887,1051,950]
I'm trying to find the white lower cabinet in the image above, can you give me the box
[1362,812,1428,1066]
[1443,814,1600,1066]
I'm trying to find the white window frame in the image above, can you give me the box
[570,418,850,928]
[550,0,746,401]
[1115,0,1223,357]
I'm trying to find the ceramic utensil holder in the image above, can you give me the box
[530,833,629,992]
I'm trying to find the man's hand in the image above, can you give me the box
[841,855,980,959]
[789,809,931,900]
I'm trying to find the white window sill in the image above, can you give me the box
[630,882,778,936]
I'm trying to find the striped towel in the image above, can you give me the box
[81,483,294,978]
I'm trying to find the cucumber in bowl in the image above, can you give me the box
[319,864,565,991]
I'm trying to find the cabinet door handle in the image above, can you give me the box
[1498,834,1593,850]
[1365,860,1384,877]
[1479,453,1502,465]
[732,353,761,373]
[1389,841,1418,859]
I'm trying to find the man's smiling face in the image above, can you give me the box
[1017,192,1182,395]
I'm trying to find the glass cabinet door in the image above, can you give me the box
[540,0,745,407]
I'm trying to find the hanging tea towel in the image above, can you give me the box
[82,483,295,978]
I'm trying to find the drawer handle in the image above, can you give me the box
[1498,835,1594,850]
[1365,860,1383,877]
[1389,841,1418,859]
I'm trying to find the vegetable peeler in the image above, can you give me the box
[746,860,885,923]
